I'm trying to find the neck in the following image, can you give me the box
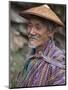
[34,39,50,54]
[35,44,45,54]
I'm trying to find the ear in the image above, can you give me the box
[47,31,55,37]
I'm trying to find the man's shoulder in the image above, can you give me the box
[43,43,65,69]
[52,46,65,59]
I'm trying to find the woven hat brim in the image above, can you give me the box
[20,5,64,27]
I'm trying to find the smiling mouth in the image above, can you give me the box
[29,36,38,40]
[29,38,37,41]
[29,37,39,41]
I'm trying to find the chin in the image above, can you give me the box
[29,41,42,48]
[28,43,37,48]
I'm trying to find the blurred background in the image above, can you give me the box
[9,1,66,88]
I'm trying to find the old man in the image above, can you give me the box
[16,4,65,87]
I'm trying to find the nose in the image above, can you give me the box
[30,27,36,35]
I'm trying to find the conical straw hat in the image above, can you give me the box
[20,4,64,27]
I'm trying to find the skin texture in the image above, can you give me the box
[27,18,54,48]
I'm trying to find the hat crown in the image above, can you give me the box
[43,4,50,9]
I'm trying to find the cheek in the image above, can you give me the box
[27,27,31,33]
[38,29,47,36]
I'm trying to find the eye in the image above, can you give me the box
[28,23,32,28]
[36,24,41,30]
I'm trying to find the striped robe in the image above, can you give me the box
[16,40,65,87]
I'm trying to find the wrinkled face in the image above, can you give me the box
[27,18,50,48]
